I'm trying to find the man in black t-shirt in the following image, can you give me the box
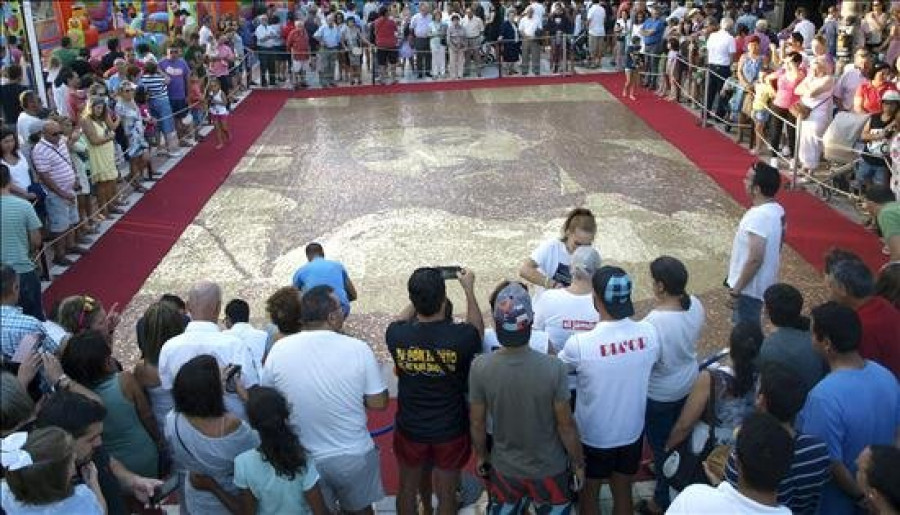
[386,267,484,515]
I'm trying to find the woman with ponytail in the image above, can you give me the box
[758,283,826,393]
[665,322,762,461]
[638,256,705,514]
[233,387,329,515]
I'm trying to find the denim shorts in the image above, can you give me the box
[45,190,79,233]
[857,160,890,186]
[149,96,175,135]
[752,109,770,123]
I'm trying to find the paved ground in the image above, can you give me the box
[110,82,827,368]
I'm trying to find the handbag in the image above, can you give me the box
[661,370,718,492]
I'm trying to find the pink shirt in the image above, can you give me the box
[773,70,804,109]
[32,138,76,193]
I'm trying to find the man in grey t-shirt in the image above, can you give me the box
[757,284,827,393]
[469,283,585,512]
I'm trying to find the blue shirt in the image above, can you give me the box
[292,257,351,313]
[797,361,900,515]
[315,25,343,49]
[642,17,665,46]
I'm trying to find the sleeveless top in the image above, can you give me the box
[84,118,117,183]
[147,383,174,437]
[741,55,762,85]
[93,374,159,478]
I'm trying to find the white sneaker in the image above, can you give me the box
[168,148,184,157]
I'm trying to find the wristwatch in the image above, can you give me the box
[53,374,72,392]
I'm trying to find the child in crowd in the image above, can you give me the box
[207,77,231,149]
[623,36,643,100]
[188,70,207,129]
[661,37,680,100]
[134,88,161,156]
[233,387,330,515]
[399,31,415,78]
[751,80,775,155]
[1,428,106,514]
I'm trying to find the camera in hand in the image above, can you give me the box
[435,266,462,280]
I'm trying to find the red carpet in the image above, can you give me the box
[593,74,886,273]
[41,92,291,310]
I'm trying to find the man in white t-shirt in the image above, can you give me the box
[529,0,546,29]
[702,17,736,126]
[157,281,247,417]
[559,266,660,515]
[222,298,268,388]
[262,285,388,515]
[586,0,606,67]
[668,412,794,514]
[726,161,785,329]
[790,7,816,51]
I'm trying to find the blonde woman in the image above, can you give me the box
[115,81,151,192]
[795,56,834,177]
[80,96,121,218]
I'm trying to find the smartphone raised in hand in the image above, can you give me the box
[435,266,462,280]
[224,365,242,394]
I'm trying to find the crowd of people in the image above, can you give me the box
[1,1,900,515]
[1,173,899,514]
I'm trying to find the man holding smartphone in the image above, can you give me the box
[386,267,484,515]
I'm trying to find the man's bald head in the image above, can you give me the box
[187,281,223,322]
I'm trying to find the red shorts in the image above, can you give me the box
[393,430,471,470]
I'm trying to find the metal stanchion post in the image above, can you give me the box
[497,42,503,78]
[562,36,567,75]
[701,66,710,126]
[791,116,802,188]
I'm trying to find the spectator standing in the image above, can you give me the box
[157,46,194,147]
[638,256,704,514]
[824,250,900,379]
[222,298,268,388]
[518,7,541,76]
[157,281,245,417]
[262,285,388,515]
[462,7,485,77]
[722,364,830,514]
[865,186,900,261]
[100,38,124,74]
[51,37,78,69]
[559,266,660,515]
[447,13,467,79]
[797,302,900,515]
[411,3,433,78]
[757,283,826,393]
[640,6,666,89]
[854,62,897,115]
[0,166,43,320]
[61,330,160,479]
[469,282,586,514]
[667,413,794,514]
[520,207,597,298]
[834,49,871,112]
[587,0,607,68]
[702,18,736,127]
[292,243,358,317]
[140,61,182,157]
[0,265,49,360]
[386,267,484,515]
[429,10,448,78]
[287,20,311,88]
[795,56,834,176]
[207,35,236,99]
[165,355,259,514]
[31,120,83,268]
[315,15,342,88]
[0,64,29,125]
[256,15,280,88]
[80,95,120,219]
[374,8,400,84]
[726,162,785,328]
[15,91,43,147]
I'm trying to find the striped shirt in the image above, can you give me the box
[0,195,41,273]
[0,305,48,359]
[140,73,169,100]
[725,432,830,514]
[31,138,76,192]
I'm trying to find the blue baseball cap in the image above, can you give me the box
[493,283,533,347]
[593,266,635,319]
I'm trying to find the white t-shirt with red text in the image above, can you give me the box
[559,318,660,448]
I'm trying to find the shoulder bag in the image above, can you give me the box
[661,370,718,492]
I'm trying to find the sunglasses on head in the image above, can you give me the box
[77,295,98,332]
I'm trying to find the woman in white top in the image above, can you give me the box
[795,56,834,177]
[0,127,35,200]
[519,207,597,298]
[638,256,705,514]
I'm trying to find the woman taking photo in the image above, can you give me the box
[638,256,705,515]
[80,95,122,218]
[664,322,763,456]
[61,329,160,480]
[519,207,597,298]
[165,355,258,514]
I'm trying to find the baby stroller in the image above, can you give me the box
[820,111,870,201]
[570,31,590,65]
